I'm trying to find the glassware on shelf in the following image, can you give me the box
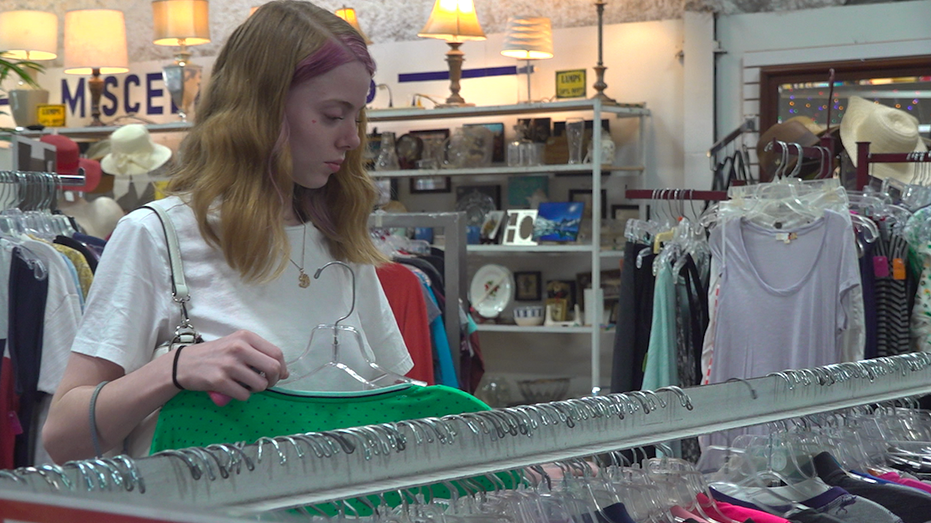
[374,131,400,171]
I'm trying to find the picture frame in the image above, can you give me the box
[611,204,640,222]
[502,209,538,245]
[532,201,584,242]
[568,189,608,219]
[456,184,501,210]
[514,271,542,301]
[408,129,451,194]
[463,122,505,163]
[575,269,623,306]
[507,175,549,208]
[480,210,506,244]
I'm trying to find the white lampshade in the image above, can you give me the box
[418,0,486,42]
[63,9,129,75]
[0,10,58,61]
[335,7,372,44]
[152,0,211,47]
[501,17,553,60]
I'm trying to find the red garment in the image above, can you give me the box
[0,357,19,469]
[377,263,434,385]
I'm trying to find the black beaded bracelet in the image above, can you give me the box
[172,345,187,390]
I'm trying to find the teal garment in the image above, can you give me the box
[426,286,459,388]
[151,384,487,453]
[642,262,678,391]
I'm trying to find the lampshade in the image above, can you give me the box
[418,0,486,42]
[63,9,129,75]
[335,7,372,44]
[501,17,553,60]
[0,10,58,61]
[152,0,211,46]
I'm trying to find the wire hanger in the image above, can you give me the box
[278,260,424,391]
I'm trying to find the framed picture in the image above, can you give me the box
[456,184,501,210]
[408,129,451,193]
[372,177,399,206]
[480,210,506,244]
[568,189,608,219]
[576,269,623,306]
[514,271,542,301]
[507,175,549,208]
[410,175,451,193]
[611,204,640,222]
[464,122,505,163]
[532,201,584,242]
[502,209,538,245]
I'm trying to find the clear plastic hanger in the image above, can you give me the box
[278,260,423,390]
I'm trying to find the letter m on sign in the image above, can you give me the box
[61,78,86,118]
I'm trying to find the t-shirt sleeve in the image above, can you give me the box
[354,263,414,376]
[71,208,176,373]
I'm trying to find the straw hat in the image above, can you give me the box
[840,96,927,183]
[39,134,102,192]
[101,124,172,176]
[756,116,825,180]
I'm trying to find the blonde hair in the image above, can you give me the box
[168,0,386,283]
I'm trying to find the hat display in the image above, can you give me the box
[39,134,102,193]
[756,116,824,180]
[101,124,173,176]
[840,95,927,183]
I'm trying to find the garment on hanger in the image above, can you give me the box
[150,384,490,453]
[376,262,434,385]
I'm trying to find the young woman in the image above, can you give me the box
[43,0,411,463]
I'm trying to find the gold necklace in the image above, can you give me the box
[288,222,311,288]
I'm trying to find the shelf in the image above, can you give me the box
[16,121,192,139]
[468,244,592,254]
[367,100,649,122]
[371,163,643,178]
[475,324,596,333]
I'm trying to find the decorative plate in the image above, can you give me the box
[469,264,514,319]
[456,190,496,228]
[395,133,423,169]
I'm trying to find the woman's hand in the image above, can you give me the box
[174,330,290,401]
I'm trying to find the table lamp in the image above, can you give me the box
[417,0,486,107]
[152,0,211,121]
[64,9,129,127]
[500,17,553,103]
[0,10,58,128]
[335,7,372,45]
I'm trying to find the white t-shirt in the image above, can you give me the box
[72,196,412,388]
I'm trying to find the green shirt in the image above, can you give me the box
[151,384,490,453]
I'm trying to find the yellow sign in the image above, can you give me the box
[555,69,586,99]
[37,104,66,127]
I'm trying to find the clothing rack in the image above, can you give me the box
[3,353,931,519]
[625,189,728,201]
[767,138,833,179]
[368,211,467,377]
[855,141,931,190]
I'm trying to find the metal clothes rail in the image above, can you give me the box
[855,142,931,190]
[3,353,931,518]
[368,211,467,378]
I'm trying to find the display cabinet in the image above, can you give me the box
[366,99,650,397]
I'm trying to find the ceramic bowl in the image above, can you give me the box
[513,305,545,326]
[517,377,571,404]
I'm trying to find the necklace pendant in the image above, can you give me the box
[298,270,311,288]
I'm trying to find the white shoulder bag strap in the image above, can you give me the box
[143,204,201,347]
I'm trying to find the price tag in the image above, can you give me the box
[555,69,586,99]
[893,258,906,280]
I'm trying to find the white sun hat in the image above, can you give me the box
[101,124,173,176]
[840,95,927,184]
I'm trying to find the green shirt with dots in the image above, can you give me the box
[150,384,491,453]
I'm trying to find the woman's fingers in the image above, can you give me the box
[174,330,288,396]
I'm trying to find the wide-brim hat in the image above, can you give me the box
[841,95,927,184]
[101,124,173,176]
[40,134,102,192]
[756,116,825,180]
